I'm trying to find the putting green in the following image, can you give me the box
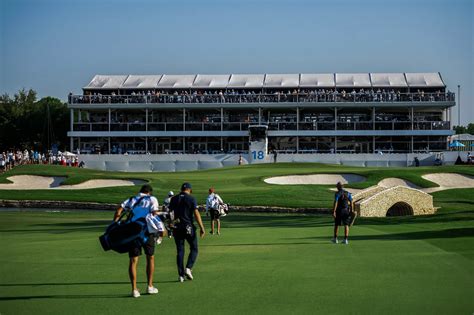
[0,210,473,314]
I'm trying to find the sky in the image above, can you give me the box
[1,0,473,125]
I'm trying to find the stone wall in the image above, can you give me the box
[355,186,435,217]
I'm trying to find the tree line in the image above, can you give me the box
[454,124,474,135]
[0,89,69,151]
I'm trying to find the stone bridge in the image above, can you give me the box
[354,185,435,217]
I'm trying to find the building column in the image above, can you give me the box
[70,108,74,132]
[411,136,414,153]
[334,107,338,130]
[296,107,300,131]
[334,136,338,153]
[145,108,148,132]
[70,137,74,152]
[411,107,414,130]
[258,108,262,125]
[372,107,375,130]
[183,137,186,153]
[221,136,224,151]
[296,136,299,153]
[183,108,186,131]
[108,108,111,132]
[108,137,111,154]
[221,108,224,131]
[145,137,148,153]
[372,136,375,153]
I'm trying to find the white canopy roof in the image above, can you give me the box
[335,73,372,87]
[299,73,335,87]
[121,75,163,89]
[82,73,448,90]
[405,73,445,87]
[227,74,265,88]
[370,73,408,87]
[264,74,300,88]
[193,74,230,88]
[157,75,197,88]
[84,75,128,89]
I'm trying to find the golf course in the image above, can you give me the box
[0,163,473,314]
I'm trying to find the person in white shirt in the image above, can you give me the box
[205,187,224,235]
[113,184,161,298]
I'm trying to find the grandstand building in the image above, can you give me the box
[68,73,455,155]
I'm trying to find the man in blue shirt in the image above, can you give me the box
[332,182,354,244]
[113,184,160,298]
[169,182,205,282]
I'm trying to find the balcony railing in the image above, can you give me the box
[69,91,455,105]
[72,121,450,132]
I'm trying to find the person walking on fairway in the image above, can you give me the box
[206,187,224,235]
[332,182,354,244]
[113,184,160,298]
[169,182,206,282]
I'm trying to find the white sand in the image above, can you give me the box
[0,175,145,190]
[421,173,474,193]
[378,178,420,189]
[264,174,366,185]
[265,173,474,194]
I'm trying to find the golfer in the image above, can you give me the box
[169,182,205,282]
[332,182,354,244]
[113,184,160,298]
[206,187,224,235]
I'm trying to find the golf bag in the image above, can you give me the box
[99,197,149,254]
[218,203,229,217]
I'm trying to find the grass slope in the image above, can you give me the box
[0,164,473,209]
[0,211,473,315]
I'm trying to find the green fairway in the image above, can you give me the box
[0,210,473,315]
[1,164,473,209]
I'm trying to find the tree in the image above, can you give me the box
[453,125,467,135]
[0,89,69,151]
[467,123,474,135]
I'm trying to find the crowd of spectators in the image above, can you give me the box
[0,149,82,173]
[70,89,454,104]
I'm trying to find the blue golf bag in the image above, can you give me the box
[99,197,149,254]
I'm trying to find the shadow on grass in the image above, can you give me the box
[0,294,129,300]
[0,280,178,287]
[357,211,474,226]
[201,241,328,247]
[299,227,474,241]
[0,220,110,234]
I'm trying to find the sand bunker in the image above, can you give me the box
[264,174,366,185]
[421,173,474,193]
[378,178,420,189]
[265,172,474,194]
[0,175,145,190]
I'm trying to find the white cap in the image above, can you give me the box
[168,191,174,196]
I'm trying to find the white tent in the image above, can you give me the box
[405,73,445,87]
[299,73,335,88]
[157,75,197,88]
[370,73,407,87]
[84,75,129,89]
[121,75,163,89]
[335,73,372,87]
[227,74,265,88]
[193,74,230,88]
[264,74,300,88]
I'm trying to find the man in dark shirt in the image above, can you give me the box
[332,182,354,245]
[169,182,205,282]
